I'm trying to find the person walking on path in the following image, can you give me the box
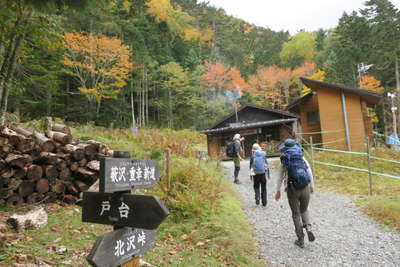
[232,133,244,184]
[249,143,270,206]
[275,139,315,248]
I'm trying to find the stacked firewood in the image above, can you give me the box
[0,123,113,207]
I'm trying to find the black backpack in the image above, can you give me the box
[226,142,237,158]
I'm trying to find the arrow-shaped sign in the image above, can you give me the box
[87,227,155,267]
[99,158,161,193]
[82,192,169,230]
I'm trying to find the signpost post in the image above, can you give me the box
[82,151,169,267]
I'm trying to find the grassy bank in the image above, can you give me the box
[0,127,263,266]
[312,147,400,231]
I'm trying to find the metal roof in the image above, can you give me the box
[300,77,382,104]
[202,118,297,134]
[205,103,298,131]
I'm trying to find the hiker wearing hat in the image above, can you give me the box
[275,139,315,248]
[231,133,244,184]
[249,143,270,206]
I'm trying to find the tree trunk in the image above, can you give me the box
[18,180,34,197]
[0,34,23,126]
[52,123,71,135]
[33,131,55,152]
[27,164,43,181]
[36,178,49,194]
[46,130,71,145]
[62,144,85,160]
[5,154,32,169]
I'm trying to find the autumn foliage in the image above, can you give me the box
[200,61,247,96]
[359,75,384,93]
[63,32,133,115]
[243,62,324,109]
[145,0,213,44]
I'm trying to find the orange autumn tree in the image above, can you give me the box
[359,75,384,93]
[245,65,291,109]
[63,32,133,118]
[200,61,246,97]
[225,67,247,96]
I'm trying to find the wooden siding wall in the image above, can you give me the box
[317,89,366,151]
[317,89,347,150]
[345,94,366,151]
[299,94,322,145]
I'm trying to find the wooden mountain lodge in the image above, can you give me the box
[202,104,298,158]
[287,77,382,151]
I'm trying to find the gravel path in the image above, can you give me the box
[222,159,400,267]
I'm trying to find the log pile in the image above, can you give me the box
[0,124,113,207]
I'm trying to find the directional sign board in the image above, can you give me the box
[99,158,160,193]
[87,227,155,267]
[82,192,169,230]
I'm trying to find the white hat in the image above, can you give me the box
[233,133,241,140]
[252,143,261,151]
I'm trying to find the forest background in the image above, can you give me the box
[0,0,399,134]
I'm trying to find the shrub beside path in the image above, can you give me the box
[222,159,400,267]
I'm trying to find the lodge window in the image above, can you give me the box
[307,111,320,125]
[263,128,280,141]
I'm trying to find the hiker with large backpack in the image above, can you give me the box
[226,133,244,184]
[249,143,270,206]
[275,139,315,248]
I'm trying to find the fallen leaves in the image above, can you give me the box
[50,226,60,232]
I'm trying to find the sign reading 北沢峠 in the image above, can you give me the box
[87,227,155,267]
[99,158,160,193]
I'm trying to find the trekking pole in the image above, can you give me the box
[366,137,373,196]
[166,148,171,193]
[310,137,316,179]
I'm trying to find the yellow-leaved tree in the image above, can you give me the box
[63,32,133,118]
[359,75,384,124]
[145,0,213,44]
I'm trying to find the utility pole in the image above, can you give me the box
[388,92,398,147]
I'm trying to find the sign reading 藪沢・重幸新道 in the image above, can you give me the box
[99,158,160,193]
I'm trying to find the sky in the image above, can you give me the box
[198,0,400,34]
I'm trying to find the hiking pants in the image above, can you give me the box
[253,173,267,205]
[287,186,311,240]
[233,157,240,180]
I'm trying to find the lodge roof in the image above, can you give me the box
[202,118,298,134]
[295,77,382,106]
[205,103,298,131]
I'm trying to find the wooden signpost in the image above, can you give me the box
[82,152,169,267]
[87,228,155,267]
[82,192,169,229]
[99,158,161,192]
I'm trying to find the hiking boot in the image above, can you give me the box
[305,225,315,242]
[255,199,260,205]
[294,238,304,248]
[234,180,241,184]
[262,203,267,207]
